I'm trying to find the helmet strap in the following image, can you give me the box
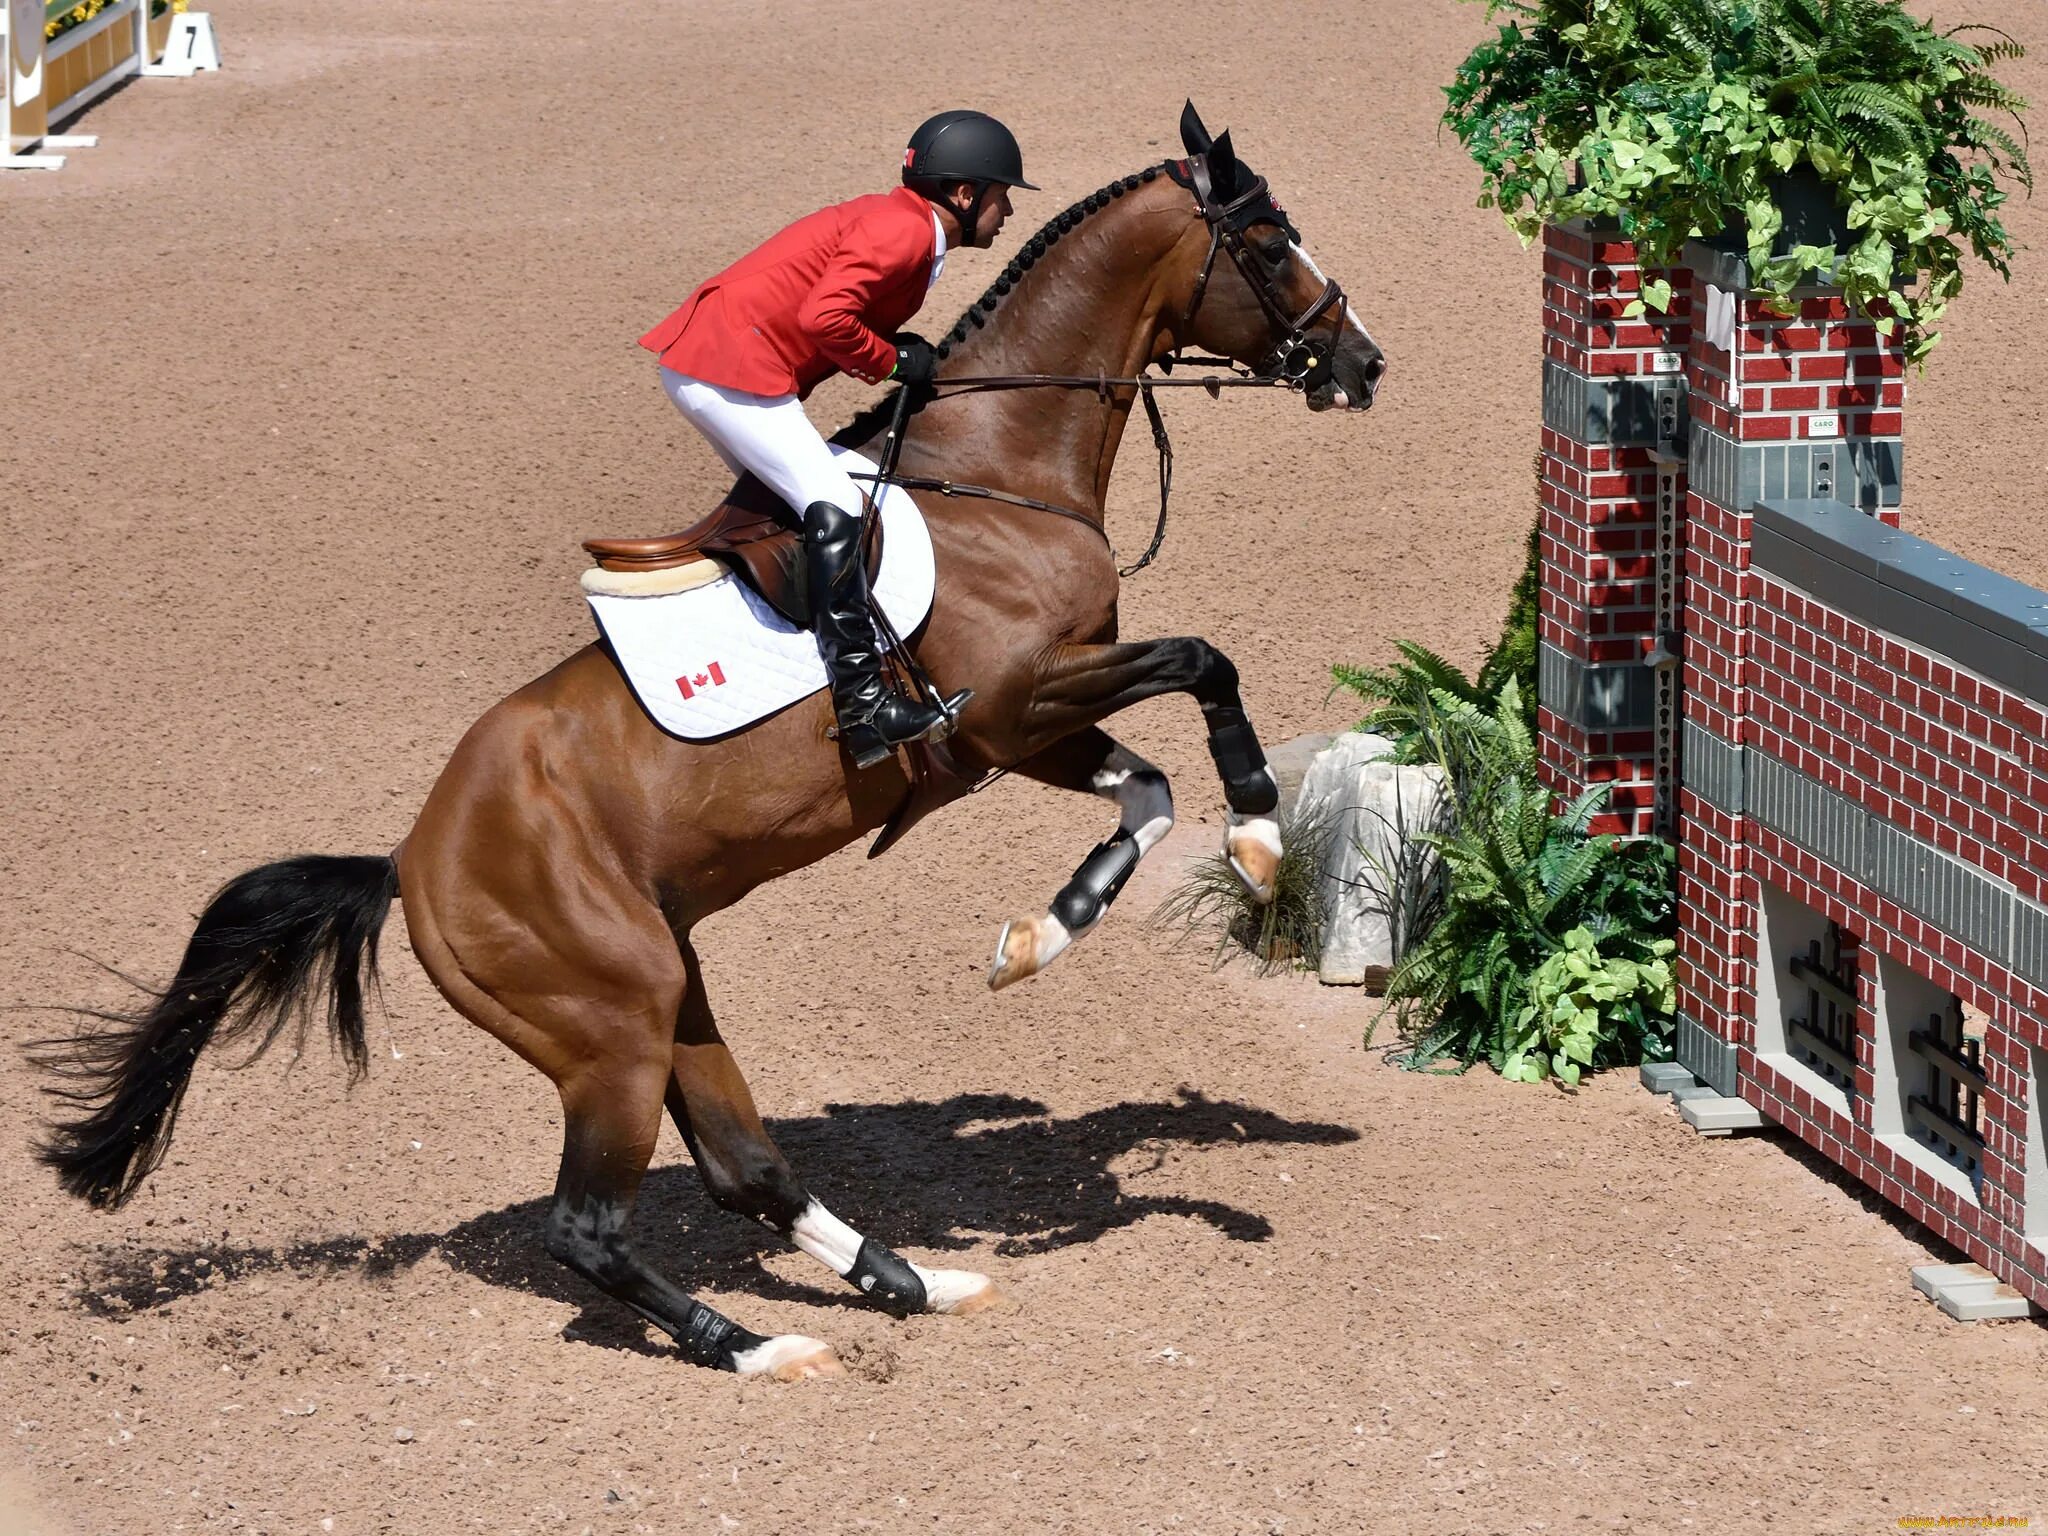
[953,180,991,248]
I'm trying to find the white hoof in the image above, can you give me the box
[911,1265,1005,1316]
[730,1333,844,1382]
[1224,816,1283,905]
[988,913,1072,991]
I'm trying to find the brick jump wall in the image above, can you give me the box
[1537,226,2047,1307]
[1703,502,2048,1309]
[1537,223,1690,839]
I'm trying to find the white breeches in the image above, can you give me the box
[660,367,870,519]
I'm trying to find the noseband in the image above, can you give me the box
[1176,154,1348,387]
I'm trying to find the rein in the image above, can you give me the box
[851,364,1291,577]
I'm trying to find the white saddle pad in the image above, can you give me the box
[583,449,936,741]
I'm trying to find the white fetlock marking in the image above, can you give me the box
[790,1198,862,1277]
[729,1333,840,1379]
[1133,812,1174,856]
[909,1263,998,1315]
[1029,914,1073,962]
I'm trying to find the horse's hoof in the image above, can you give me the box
[733,1334,844,1381]
[1225,817,1283,905]
[988,915,1070,991]
[916,1268,1005,1316]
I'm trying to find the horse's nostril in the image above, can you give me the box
[1364,355,1387,382]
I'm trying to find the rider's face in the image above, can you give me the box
[974,186,1013,248]
[948,182,1014,249]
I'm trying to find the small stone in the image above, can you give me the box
[393,1427,414,1443]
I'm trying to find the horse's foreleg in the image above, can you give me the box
[1018,639,1283,903]
[988,727,1174,991]
[664,946,1001,1319]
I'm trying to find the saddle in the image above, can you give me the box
[582,473,882,629]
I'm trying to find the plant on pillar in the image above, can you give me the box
[1443,0,2031,362]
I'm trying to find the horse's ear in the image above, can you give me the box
[1208,128,1240,196]
[1179,99,1213,157]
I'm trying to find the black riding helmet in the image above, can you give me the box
[903,111,1036,247]
[902,110,1038,192]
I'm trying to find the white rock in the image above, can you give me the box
[1296,733,1448,987]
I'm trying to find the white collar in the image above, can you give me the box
[928,209,948,289]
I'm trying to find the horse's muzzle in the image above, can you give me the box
[1305,336,1386,414]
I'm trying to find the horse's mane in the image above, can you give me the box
[828,162,1170,451]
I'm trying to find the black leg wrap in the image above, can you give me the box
[676,1301,760,1371]
[1205,709,1278,815]
[847,1237,928,1316]
[1050,830,1141,935]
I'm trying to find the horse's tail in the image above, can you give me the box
[31,854,399,1210]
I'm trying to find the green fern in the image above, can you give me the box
[1366,679,1678,1082]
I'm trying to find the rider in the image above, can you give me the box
[639,110,1036,769]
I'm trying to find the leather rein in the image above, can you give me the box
[848,154,1349,579]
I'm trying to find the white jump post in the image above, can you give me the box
[3,0,216,171]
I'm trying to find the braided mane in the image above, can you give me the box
[829,163,1169,451]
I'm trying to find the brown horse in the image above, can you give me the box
[34,106,1385,1380]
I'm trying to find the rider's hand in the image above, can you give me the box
[890,333,938,386]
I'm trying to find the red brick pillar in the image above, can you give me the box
[1673,241,1907,1093]
[1536,222,1692,838]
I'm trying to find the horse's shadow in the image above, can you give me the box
[73,1088,1359,1352]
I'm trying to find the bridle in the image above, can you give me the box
[1175,154,1348,389]
[852,155,1359,578]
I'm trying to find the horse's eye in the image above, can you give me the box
[1256,238,1289,271]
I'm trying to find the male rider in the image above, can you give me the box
[640,110,1035,769]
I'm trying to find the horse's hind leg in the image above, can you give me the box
[402,860,839,1379]
[546,1055,840,1379]
[664,943,1001,1318]
[988,727,1173,990]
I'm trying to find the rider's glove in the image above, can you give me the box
[890,333,938,386]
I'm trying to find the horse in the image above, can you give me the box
[32,104,1386,1381]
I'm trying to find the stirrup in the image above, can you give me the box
[829,689,975,770]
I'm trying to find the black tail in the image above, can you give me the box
[30,854,399,1209]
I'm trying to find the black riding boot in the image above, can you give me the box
[802,500,948,769]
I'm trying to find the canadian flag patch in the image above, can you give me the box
[676,661,727,700]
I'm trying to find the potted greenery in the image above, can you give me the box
[1442,0,2032,362]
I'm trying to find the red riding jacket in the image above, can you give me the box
[639,185,940,399]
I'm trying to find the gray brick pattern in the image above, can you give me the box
[1542,361,1682,447]
[1679,719,1745,814]
[1864,817,2017,969]
[1690,423,1902,513]
[1538,641,1657,732]
[1676,1010,1740,1095]
[1739,743,2048,995]
[2012,902,2048,994]
[1748,750,1865,876]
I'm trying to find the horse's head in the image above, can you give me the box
[1164,101,1385,413]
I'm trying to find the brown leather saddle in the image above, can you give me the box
[582,473,882,629]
